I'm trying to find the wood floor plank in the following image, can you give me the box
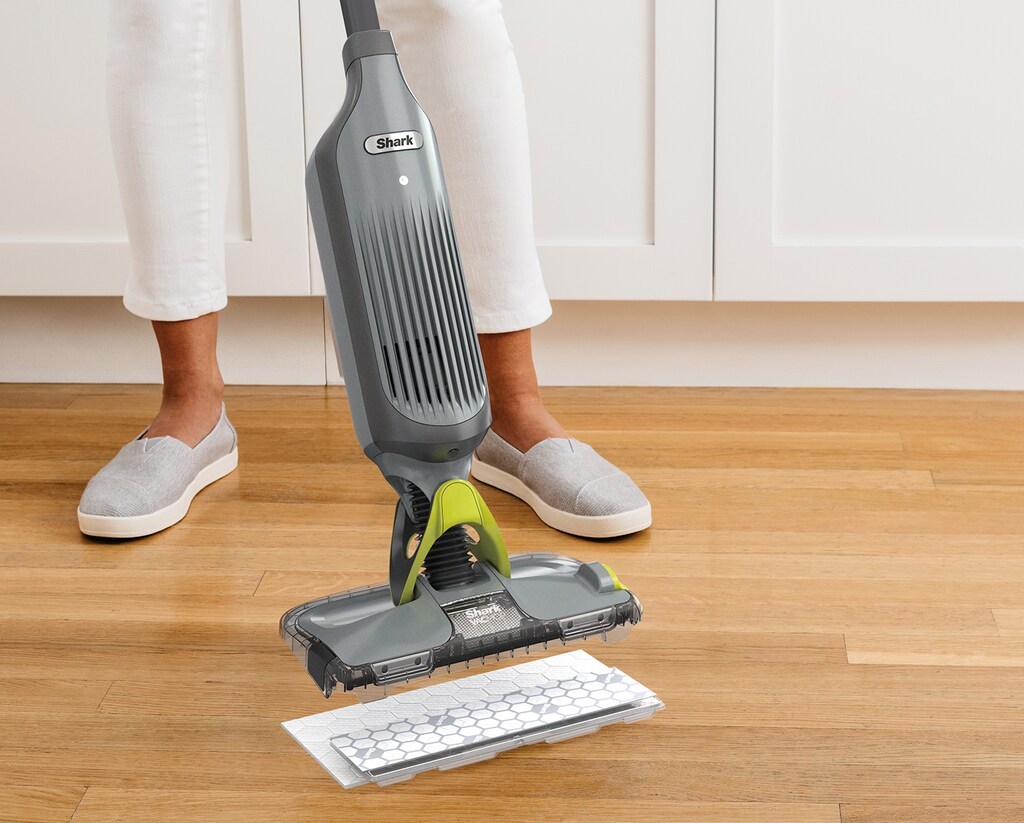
[839,804,1024,823]
[0,568,263,596]
[0,680,112,714]
[901,430,1024,458]
[1,751,1019,802]
[68,790,840,823]
[0,786,85,823]
[845,634,1024,666]
[0,646,298,683]
[993,609,1024,635]
[633,467,936,490]
[0,389,76,410]
[253,569,348,597]
[648,577,1024,608]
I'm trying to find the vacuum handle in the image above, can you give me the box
[340,0,381,34]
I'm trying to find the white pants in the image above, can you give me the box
[106,0,552,333]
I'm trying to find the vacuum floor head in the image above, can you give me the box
[282,552,642,698]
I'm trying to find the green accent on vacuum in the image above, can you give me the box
[399,479,510,605]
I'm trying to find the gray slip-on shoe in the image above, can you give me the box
[78,405,238,539]
[471,430,651,539]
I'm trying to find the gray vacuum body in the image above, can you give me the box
[283,27,642,699]
[307,31,489,485]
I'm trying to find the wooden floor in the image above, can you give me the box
[2,384,1023,823]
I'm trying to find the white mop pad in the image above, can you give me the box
[282,649,662,788]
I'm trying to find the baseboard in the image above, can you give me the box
[0,297,328,385]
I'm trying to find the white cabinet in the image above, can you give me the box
[715,0,1024,301]
[4,1,1021,306]
[0,0,309,297]
[504,0,715,300]
[300,0,716,301]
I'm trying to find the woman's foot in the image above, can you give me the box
[78,405,238,539]
[489,392,568,453]
[471,429,651,539]
[476,328,651,537]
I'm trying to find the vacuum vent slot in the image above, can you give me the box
[356,196,486,426]
[380,335,453,409]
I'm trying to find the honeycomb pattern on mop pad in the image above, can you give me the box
[331,668,655,779]
[282,650,662,788]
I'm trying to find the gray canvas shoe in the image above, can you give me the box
[471,431,651,539]
[78,405,238,539]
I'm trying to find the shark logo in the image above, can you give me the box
[364,130,424,155]
[444,592,524,639]
[463,603,503,624]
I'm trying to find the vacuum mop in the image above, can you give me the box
[281,0,643,699]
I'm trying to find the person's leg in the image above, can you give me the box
[106,0,230,446]
[79,0,237,537]
[477,329,566,452]
[378,0,560,451]
[147,315,225,446]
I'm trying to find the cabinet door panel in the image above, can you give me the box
[716,0,1024,301]
[301,0,714,301]
[0,0,309,297]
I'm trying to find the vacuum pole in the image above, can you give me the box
[339,0,381,34]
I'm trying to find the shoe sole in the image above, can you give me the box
[470,457,652,539]
[78,447,239,539]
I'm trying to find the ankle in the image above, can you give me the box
[490,395,567,453]
[147,381,225,446]
[161,370,224,405]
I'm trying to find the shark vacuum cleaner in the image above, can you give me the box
[281,0,643,699]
